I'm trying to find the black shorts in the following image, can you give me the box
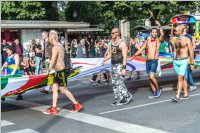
[24,68,31,74]
[54,69,67,87]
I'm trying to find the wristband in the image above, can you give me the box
[122,65,126,69]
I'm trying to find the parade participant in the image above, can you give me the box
[2,45,22,100]
[135,20,164,98]
[172,25,194,102]
[43,30,82,115]
[182,24,197,92]
[40,31,54,94]
[2,45,21,76]
[102,28,133,106]
[90,39,110,86]
[127,36,141,80]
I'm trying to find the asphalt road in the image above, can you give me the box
[2,68,200,133]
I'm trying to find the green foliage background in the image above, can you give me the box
[1,1,200,33]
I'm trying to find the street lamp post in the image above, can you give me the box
[73,10,77,19]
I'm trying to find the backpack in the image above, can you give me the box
[64,49,73,76]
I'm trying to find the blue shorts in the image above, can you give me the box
[146,59,158,74]
[173,58,188,76]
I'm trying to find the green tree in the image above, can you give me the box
[65,1,103,24]
[1,1,59,20]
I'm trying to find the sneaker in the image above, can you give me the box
[111,97,132,106]
[171,96,181,103]
[43,107,58,115]
[40,90,49,94]
[155,88,162,98]
[148,92,157,99]
[103,82,109,86]
[125,95,133,105]
[111,101,125,106]
[16,94,23,100]
[89,79,96,83]
[126,77,131,81]
[189,86,197,92]
[111,101,119,106]
[70,103,83,113]
[92,82,99,86]
[180,95,190,100]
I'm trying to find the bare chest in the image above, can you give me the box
[175,40,187,49]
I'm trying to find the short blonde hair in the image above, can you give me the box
[49,30,58,41]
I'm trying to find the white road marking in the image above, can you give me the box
[1,120,15,127]
[4,100,170,133]
[7,129,40,133]
[99,93,200,115]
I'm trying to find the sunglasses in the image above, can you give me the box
[111,32,118,35]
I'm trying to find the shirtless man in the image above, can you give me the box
[43,30,83,115]
[172,25,195,102]
[135,20,164,98]
[102,28,132,106]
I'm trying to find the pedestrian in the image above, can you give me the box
[127,36,141,80]
[43,30,83,115]
[102,28,133,106]
[91,39,110,86]
[171,25,195,102]
[135,20,164,98]
[70,39,78,58]
[29,57,36,75]
[89,38,96,58]
[159,40,168,54]
[21,56,31,75]
[1,39,9,64]
[2,45,21,76]
[182,24,197,91]
[77,39,87,58]
[2,45,22,100]
[14,39,23,58]
[27,40,35,59]
[40,31,55,94]
[34,38,43,74]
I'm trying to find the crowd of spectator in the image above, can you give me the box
[1,32,200,78]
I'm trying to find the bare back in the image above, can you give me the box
[174,37,189,58]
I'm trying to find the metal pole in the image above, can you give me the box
[119,19,130,42]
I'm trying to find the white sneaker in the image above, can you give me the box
[189,86,197,92]
[89,79,96,83]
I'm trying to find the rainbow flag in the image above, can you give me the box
[1,75,47,98]
[1,56,199,98]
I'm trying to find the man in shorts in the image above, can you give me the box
[172,25,195,102]
[43,30,83,115]
[135,20,164,98]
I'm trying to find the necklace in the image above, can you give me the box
[112,39,122,46]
